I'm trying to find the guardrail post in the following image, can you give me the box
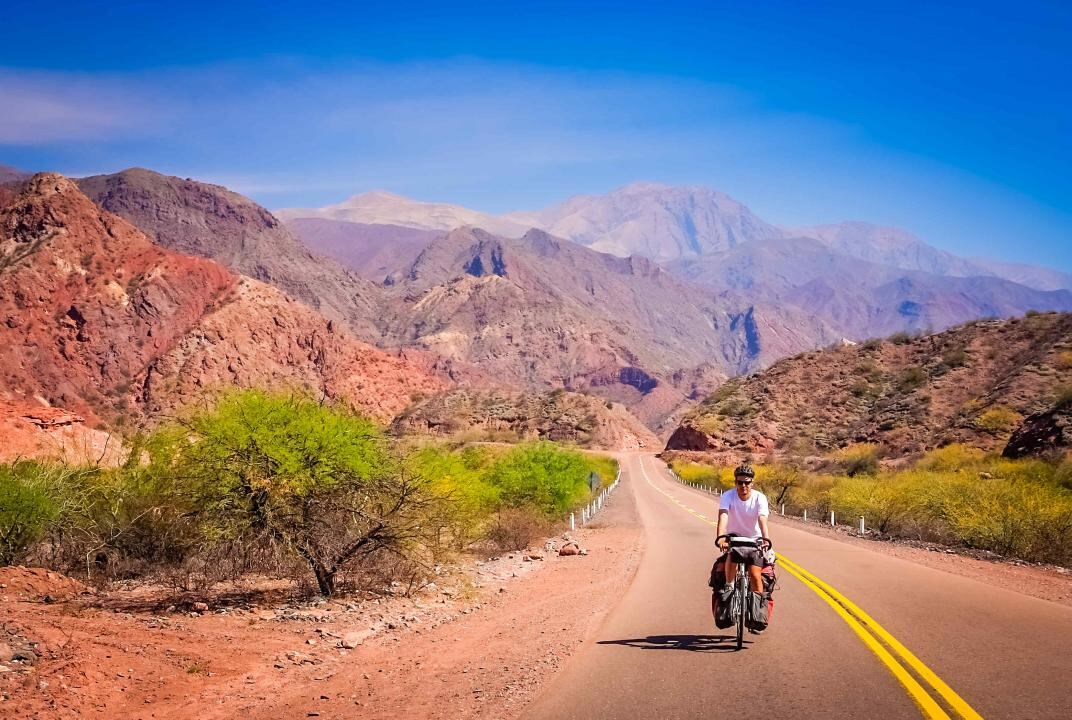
[830,511,835,526]
[780,504,785,516]
[570,513,575,531]
[859,516,865,533]
[803,509,807,522]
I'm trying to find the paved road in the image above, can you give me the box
[525,453,1072,720]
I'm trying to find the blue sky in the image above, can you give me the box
[1,1,1069,270]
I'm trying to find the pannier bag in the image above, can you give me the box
[746,590,769,631]
[709,551,778,629]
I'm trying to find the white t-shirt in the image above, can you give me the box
[719,489,769,537]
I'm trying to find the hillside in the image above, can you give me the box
[0,173,444,432]
[392,388,659,450]
[665,312,1072,458]
[77,169,385,342]
[379,226,838,424]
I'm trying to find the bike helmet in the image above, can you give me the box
[733,463,755,479]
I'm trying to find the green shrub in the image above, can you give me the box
[917,444,985,471]
[897,366,927,392]
[0,463,62,565]
[829,475,921,533]
[693,414,722,435]
[672,461,725,489]
[174,389,435,596]
[833,443,881,476]
[485,442,594,517]
[941,347,968,369]
[975,406,1022,434]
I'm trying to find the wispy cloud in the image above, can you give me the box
[0,58,1068,270]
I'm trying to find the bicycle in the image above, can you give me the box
[715,534,773,650]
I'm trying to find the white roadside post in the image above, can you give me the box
[830,511,836,526]
[570,513,575,531]
[780,504,785,516]
[859,516,865,533]
[803,509,807,522]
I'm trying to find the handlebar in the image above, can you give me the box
[716,534,773,550]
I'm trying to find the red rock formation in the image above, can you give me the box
[0,174,445,432]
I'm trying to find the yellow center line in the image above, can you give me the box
[632,456,983,720]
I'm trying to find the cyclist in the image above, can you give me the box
[716,463,771,593]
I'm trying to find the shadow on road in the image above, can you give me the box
[597,634,749,653]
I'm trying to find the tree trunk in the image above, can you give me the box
[311,560,336,596]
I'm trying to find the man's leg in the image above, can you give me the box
[748,563,764,593]
[724,557,737,585]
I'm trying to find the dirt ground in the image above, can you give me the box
[0,486,644,720]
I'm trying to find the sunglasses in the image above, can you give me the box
[735,479,753,486]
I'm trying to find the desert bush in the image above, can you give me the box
[672,461,726,489]
[763,464,803,506]
[694,414,722,435]
[975,406,1022,434]
[941,347,968,369]
[888,331,914,345]
[486,508,550,551]
[916,444,986,471]
[829,475,922,533]
[485,442,594,517]
[1057,351,1072,371]
[897,366,927,392]
[1054,385,1072,410]
[174,389,440,596]
[861,338,882,350]
[833,443,881,476]
[0,462,62,565]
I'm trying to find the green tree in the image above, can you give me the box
[175,390,438,596]
[485,442,593,516]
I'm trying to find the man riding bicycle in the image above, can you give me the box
[716,463,771,593]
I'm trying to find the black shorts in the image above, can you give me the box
[729,545,765,568]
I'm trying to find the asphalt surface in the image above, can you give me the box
[524,453,1072,720]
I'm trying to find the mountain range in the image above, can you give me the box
[4,164,1070,444]
[281,182,1072,290]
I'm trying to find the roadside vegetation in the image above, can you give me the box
[0,390,617,597]
[669,445,1072,565]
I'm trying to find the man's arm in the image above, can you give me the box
[758,514,771,546]
[716,510,729,549]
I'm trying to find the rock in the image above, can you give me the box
[1003,405,1071,459]
[339,630,373,649]
[12,649,36,665]
[0,643,11,662]
[559,543,580,557]
[191,601,209,612]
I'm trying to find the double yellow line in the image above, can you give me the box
[636,456,983,720]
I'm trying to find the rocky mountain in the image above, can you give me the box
[392,388,659,450]
[664,312,1072,459]
[0,164,30,183]
[277,190,530,238]
[77,169,385,342]
[506,182,784,261]
[377,226,839,428]
[285,218,441,281]
[0,173,444,430]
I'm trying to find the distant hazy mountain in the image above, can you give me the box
[277,190,532,238]
[506,182,784,261]
[670,237,1072,338]
[286,218,442,281]
[0,164,30,183]
[278,183,1069,292]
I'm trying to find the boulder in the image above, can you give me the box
[1003,406,1071,459]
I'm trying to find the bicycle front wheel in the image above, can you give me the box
[735,574,747,650]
